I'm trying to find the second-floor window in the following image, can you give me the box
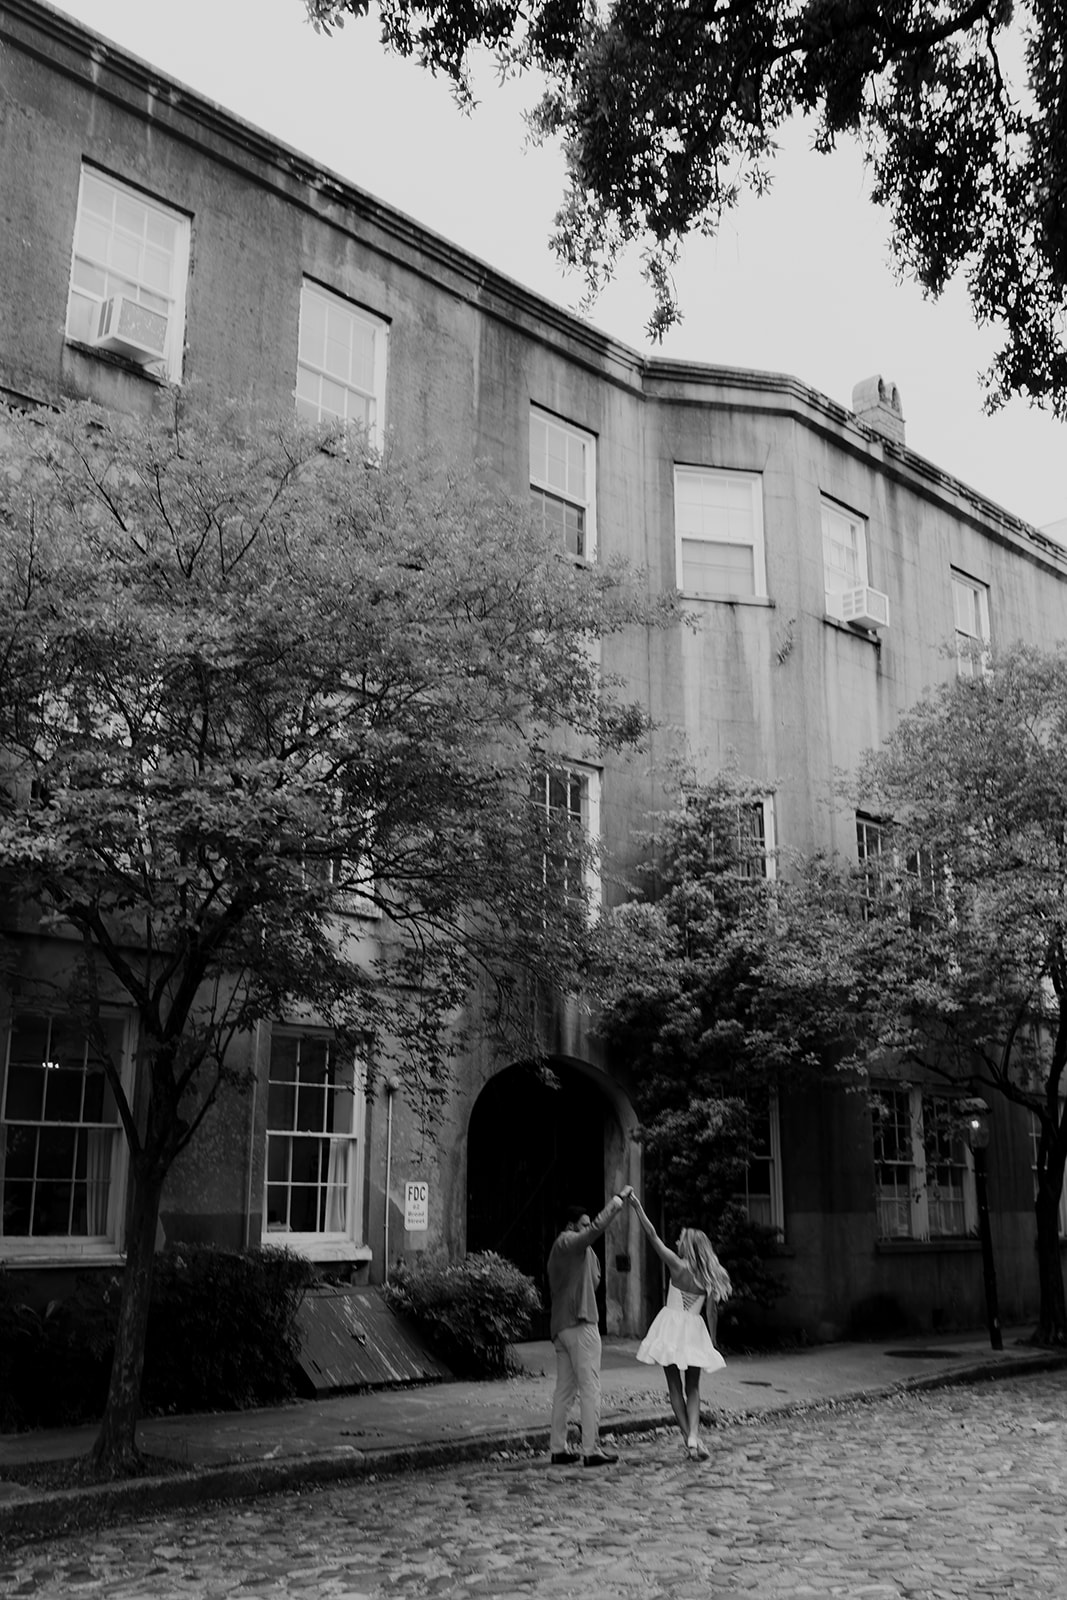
[532,764,601,910]
[856,814,890,915]
[952,570,991,677]
[737,797,777,881]
[675,468,765,598]
[529,408,596,559]
[297,282,388,444]
[66,166,189,381]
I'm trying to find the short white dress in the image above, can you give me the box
[636,1283,726,1373]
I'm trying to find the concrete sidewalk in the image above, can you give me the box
[2,1325,1066,1545]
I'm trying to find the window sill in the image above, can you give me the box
[875,1237,980,1255]
[65,338,173,385]
[681,593,774,607]
[0,1247,125,1268]
[262,1238,373,1264]
[822,614,882,644]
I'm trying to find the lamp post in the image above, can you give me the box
[961,1097,1002,1351]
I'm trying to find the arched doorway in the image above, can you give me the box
[466,1062,612,1338]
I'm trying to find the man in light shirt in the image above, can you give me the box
[546,1192,627,1467]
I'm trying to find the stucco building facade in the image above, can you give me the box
[2,0,1066,1342]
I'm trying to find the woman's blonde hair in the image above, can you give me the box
[679,1228,732,1303]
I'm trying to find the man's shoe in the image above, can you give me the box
[582,1450,618,1467]
[550,1451,581,1465]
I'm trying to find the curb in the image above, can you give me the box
[2,1351,1065,1549]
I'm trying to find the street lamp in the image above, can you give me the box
[960,1097,1002,1351]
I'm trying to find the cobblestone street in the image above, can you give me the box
[3,1371,1065,1599]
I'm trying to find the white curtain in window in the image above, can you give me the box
[85,1129,112,1234]
[324,1138,348,1233]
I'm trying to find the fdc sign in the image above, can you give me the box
[404,1181,429,1231]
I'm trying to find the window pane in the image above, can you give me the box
[37,1125,76,1178]
[44,1068,84,1123]
[265,1180,289,1229]
[319,378,347,420]
[4,1125,36,1178]
[299,293,327,366]
[296,1078,326,1132]
[681,538,754,597]
[4,1064,44,1121]
[9,1013,50,1072]
[110,233,142,280]
[80,172,114,218]
[71,258,107,295]
[267,1076,296,1129]
[114,192,146,237]
[76,214,111,263]
[3,1181,32,1235]
[145,210,176,250]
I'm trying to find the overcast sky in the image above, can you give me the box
[53,0,1067,532]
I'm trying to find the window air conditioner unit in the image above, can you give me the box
[91,295,168,364]
[826,585,890,630]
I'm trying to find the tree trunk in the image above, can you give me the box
[1032,1171,1067,1346]
[87,1163,166,1478]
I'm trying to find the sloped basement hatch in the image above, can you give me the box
[295,1284,452,1396]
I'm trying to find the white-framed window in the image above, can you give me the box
[532,763,602,910]
[738,797,777,881]
[736,1089,784,1237]
[263,1029,366,1259]
[674,467,766,598]
[822,498,869,596]
[873,1087,976,1241]
[1029,1111,1067,1238]
[300,783,381,921]
[952,570,991,677]
[1,1011,131,1259]
[296,282,388,444]
[856,813,891,916]
[529,408,597,560]
[66,166,189,382]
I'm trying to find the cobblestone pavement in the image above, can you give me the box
[3,1371,1065,1599]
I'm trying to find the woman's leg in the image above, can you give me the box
[684,1368,706,1452]
[663,1365,690,1441]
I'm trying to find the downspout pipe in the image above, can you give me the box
[383,1077,400,1281]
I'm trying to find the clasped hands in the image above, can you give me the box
[615,1185,637,1209]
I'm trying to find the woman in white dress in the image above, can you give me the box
[626,1188,731,1460]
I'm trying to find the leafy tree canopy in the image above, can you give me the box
[591,765,859,1303]
[0,395,663,1470]
[306,0,1067,412]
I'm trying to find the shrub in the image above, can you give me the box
[714,1202,787,1310]
[142,1245,318,1414]
[383,1251,541,1378]
[0,1269,118,1430]
[0,1245,318,1430]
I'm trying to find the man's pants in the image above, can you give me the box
[550,1320,601,1456]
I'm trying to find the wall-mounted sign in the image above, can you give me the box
[404,1180,429,1231]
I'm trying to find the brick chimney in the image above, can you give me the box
[852,376,905,447]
